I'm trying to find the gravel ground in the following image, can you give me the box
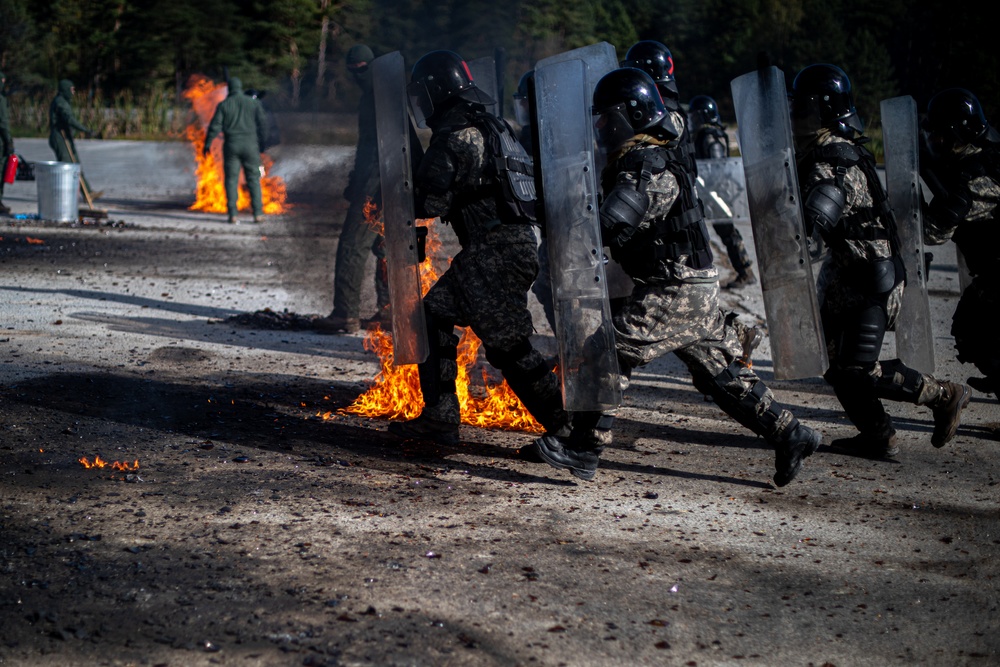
[0,139,997,667]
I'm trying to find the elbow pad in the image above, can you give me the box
[928,191,970,227]
[599,183,650,248]
[804,181,846,237]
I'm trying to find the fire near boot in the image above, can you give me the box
[388,394,461,446]
[930,381,971,447]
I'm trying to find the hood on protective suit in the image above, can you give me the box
[58,79,74,100]
[227,77,244,96]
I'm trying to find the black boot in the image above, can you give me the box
[534,433,603,481]
[830,431,899,459]
[773,420,822,487]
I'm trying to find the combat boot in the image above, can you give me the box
[388,394,461,446]
[830,432,900,459]
[930,381,971,447]
[314,313,360,334]
[387,414,460,446]
[534,433,603,481]
[772,420,821,487]
[724,267,756,290]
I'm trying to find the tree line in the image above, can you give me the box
[0,0,992,133]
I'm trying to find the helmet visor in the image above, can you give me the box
[407,81,434,129]
[513,94,531,128]
[594,104,636,152]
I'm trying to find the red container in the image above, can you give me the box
[3,154,17,184]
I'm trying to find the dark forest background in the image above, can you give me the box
[0,0,994,136]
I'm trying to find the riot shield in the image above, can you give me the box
[696,157,750,223]
[535,43,621,411]
[731,66,828,379]
[881,95,934,373]
[467,56,499,118]
[536,42,634,300]
[373,51,428,366]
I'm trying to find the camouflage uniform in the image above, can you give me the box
[921,139,1000,397]
[691,121,755,282]
[390,102,568,439]
[0,71,13,213]
[548,132,820,486]
[797,131,968,451]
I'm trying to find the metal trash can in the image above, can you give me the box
[35,161,81,222]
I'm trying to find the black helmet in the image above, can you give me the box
[924,88,995,157]
[688,95,721,129]
[407,50,495,128]
[790,64,863,137]
[592,67,679,152]
[513,69,534,128]
[622,40,678,99]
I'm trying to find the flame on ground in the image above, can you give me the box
[182,74,288,215]
[79,455,140,471]
[335,210,543,434]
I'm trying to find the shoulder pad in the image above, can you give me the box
[817,141,862,167]
[622,146,668,174]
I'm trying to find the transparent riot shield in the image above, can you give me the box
[881,95,934,373]
[373,51,428,366]
[731,66,828,379]
[467,56,499,118]
[535,44,621,411]
[696,157,750,223]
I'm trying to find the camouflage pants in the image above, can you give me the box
[572,261,794,446]
[419,225,566,432]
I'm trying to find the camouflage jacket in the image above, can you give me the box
[921,142,1000,278]
[797,132,895,267]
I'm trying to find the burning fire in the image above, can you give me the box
[337,209,543,433]
[182,74,288,215]
[79,455,140,471]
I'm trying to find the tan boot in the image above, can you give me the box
[931,381,971,447]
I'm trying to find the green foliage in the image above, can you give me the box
[0,0,995,140]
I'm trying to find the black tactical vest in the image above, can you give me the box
[606,144,713,277]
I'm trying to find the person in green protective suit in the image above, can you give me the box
[203,76,268,224]
[0,71,15,215]
[48,79,99,199]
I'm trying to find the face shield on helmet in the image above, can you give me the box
[688,95,721,130]
[592,68,677,153]
[513,70,534,128]
[407,50,495,129]
[789,64,864,139]
[923,87,994,159]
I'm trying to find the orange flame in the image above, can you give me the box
[182,74,288,215]
[79,455,140,471]
[339,208,542,433]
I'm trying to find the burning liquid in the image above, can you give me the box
[79,455,140,471]
[338,211,543,433]
[182,75,288,215]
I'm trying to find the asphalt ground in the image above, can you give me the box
[0,138,997,667]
